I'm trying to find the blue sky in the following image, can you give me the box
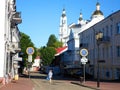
[16,0,120,48]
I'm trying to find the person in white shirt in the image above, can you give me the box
[47,69,53,83]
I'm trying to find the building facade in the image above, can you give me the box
[79,10,120,80]
[59,2,104,73]
[59,8,69,46]
[0,0,22,84]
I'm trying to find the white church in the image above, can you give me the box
[59,2,120,80]
[59,2,104,69]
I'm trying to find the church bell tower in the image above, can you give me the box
[59,8,68,46]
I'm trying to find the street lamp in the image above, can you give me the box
[95,31,103,88]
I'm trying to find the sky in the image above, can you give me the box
[16,0,120,48]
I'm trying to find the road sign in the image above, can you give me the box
[80,48,88,57]
[81,57,88,64]
[82,62,86,64]
[26,47,34,55]
[28,55,32,62]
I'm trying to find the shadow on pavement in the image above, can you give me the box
[20,72,80,82]
[19,73,47,80]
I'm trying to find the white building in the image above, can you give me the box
[32,56,41,71]
[59,2,104,71]
[60,2,120,80]
[59,8,69,46]
[79,10,120,80]
[0,0,22,84]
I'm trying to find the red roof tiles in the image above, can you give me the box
[55,46,68,56]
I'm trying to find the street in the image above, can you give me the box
[30,72,93,90]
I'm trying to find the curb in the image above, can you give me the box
[79,83,100,90]
[71,82,100,90]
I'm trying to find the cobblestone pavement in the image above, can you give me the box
[82,80,120,90]
[1,72,120,90]
[30,72,93,90]
[0,77,34,90]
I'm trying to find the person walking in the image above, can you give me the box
[46,69,53,84]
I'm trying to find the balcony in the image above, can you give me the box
[97,36,110,44]
[9,42,21,53]
[102,36,110,43]
[11,12,22,25]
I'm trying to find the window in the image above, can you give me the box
[62,20,66,24]
[110,25,113,36]
[117,23,120,34]
[102,47,104,59]
[102,28,105,36]
[117,46,120,57]
[106,25,109,36]
[106,71,110,78]
[110,46,113,59]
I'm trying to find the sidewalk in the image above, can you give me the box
[71,80,120,90]
[0,76,34,90]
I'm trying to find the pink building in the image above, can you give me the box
[32,56,41,71]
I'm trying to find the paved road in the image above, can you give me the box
[30,72,93,90]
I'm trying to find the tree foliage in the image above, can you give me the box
[39,34,62,66]
[53,41,63,48]
[47,34,63,48]
[40,47,56,65]
[47,34,57,47]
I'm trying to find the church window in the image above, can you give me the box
[62,20,66,24]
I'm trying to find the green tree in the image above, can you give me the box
[40,47,56,65]
[47,34,57,47]
[20,32,37,67]
[47,34,63,48]
[39,34,62,66]
[53,41,63,48]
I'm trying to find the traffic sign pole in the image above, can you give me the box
[83,64,85,83]
[26,47,34,79]
[80,48,89,83]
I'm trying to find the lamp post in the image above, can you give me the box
[95,31,103,88]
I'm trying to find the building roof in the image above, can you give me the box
[92,10,103,16]
[55,46,68,56]
[92,2,103,16]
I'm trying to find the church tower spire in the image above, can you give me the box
[91,2,104,20]
[78,12,83,24]
[59,8,68,46]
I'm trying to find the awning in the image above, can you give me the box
[55,46,68,56]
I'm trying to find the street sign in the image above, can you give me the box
[28,55,32,62]
[81,56,88,63]
[80,48,88,57]
[82,62,86,64]
[26,47,34,55]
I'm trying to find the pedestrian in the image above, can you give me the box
[46,69,53,83]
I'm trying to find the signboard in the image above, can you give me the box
[26,47,34,55]
[81,56,88,64]
[82,62,86,64]
[80,48,88,57]
[28,55,32,62]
